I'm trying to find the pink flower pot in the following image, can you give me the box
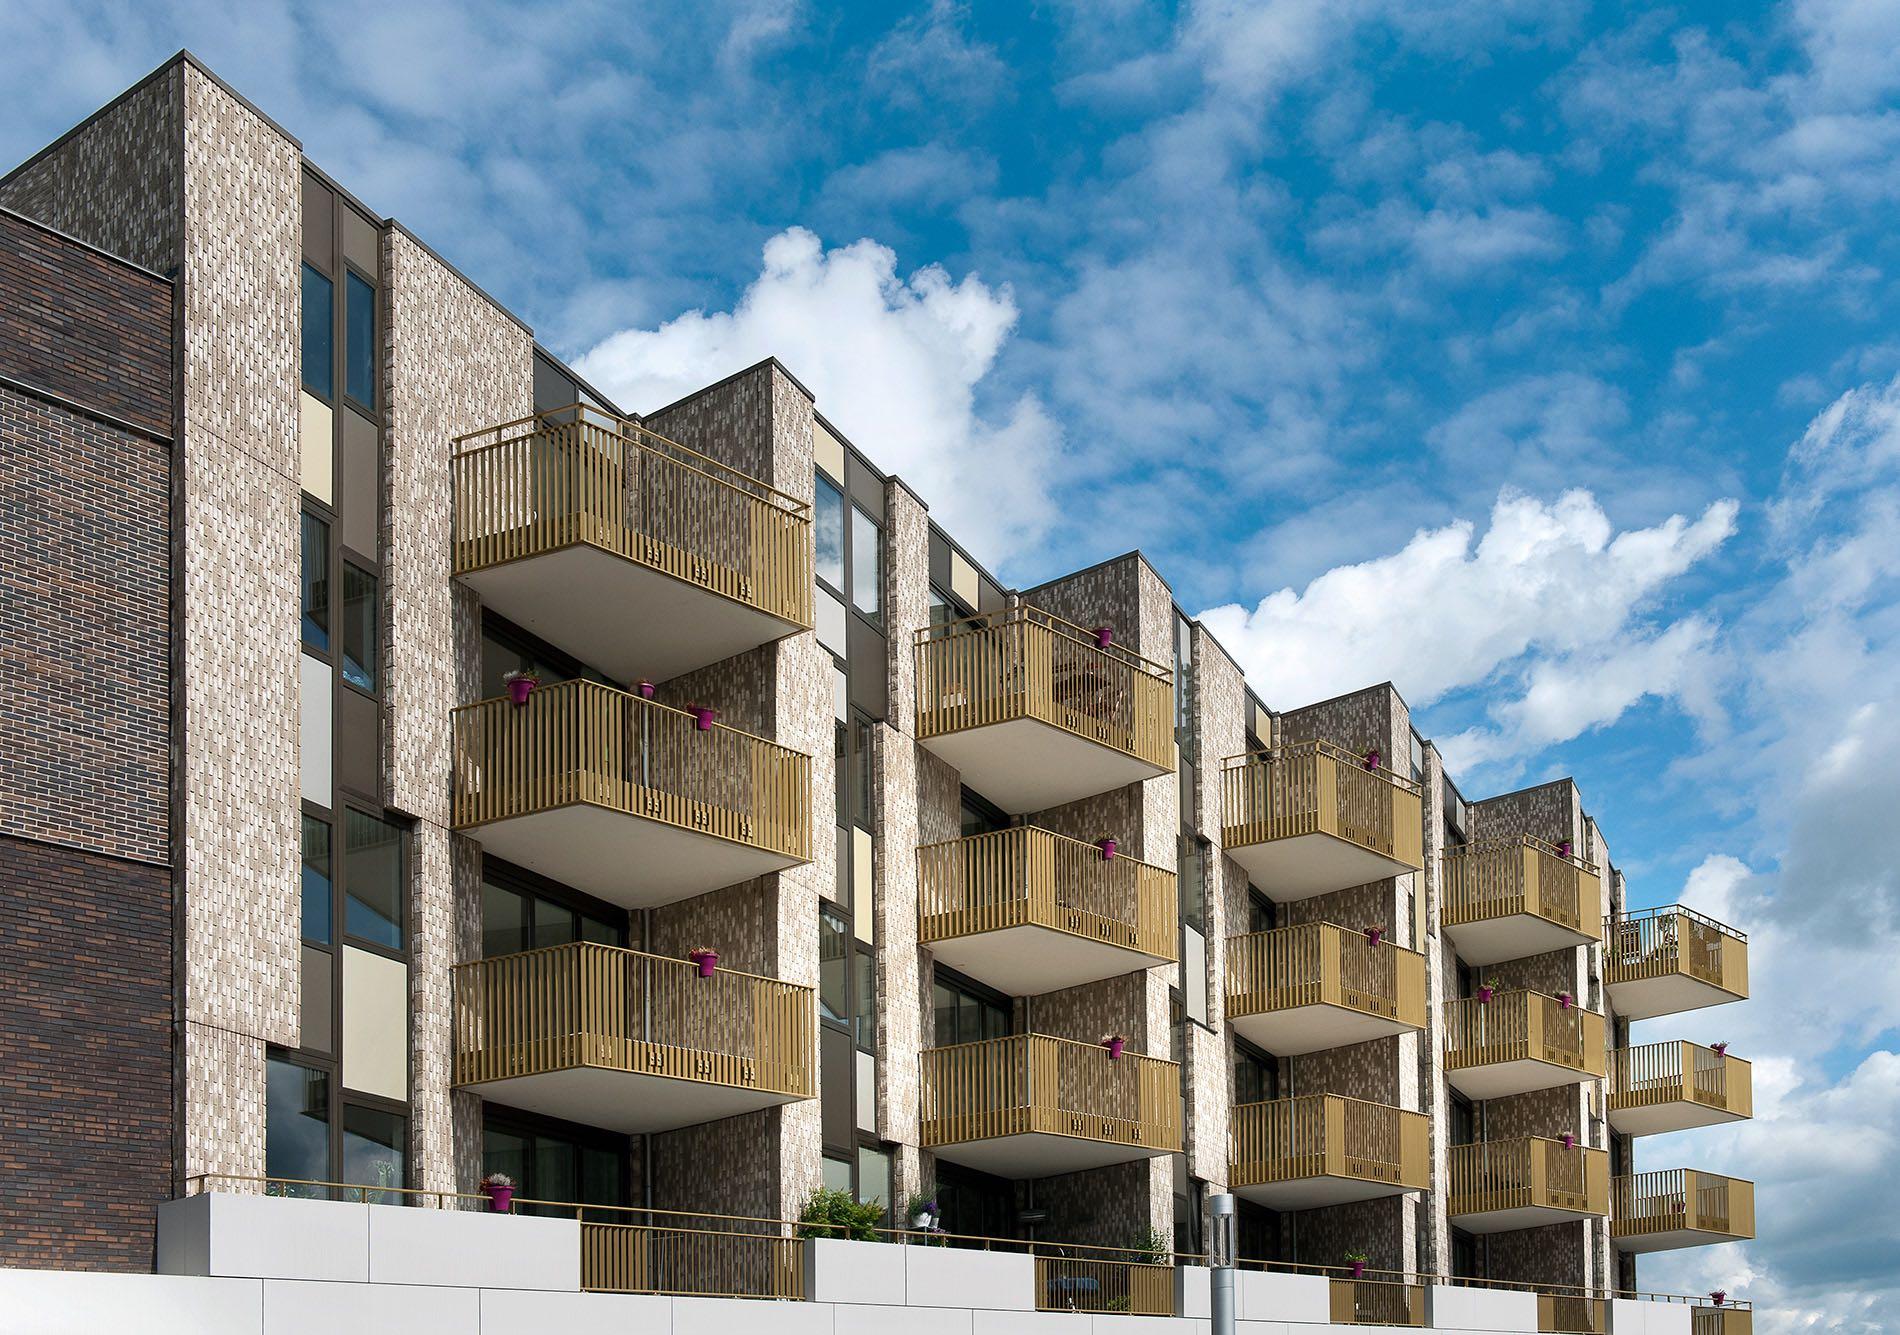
[1099,837,1117,861]
[1350,1262,1366,1279]
[692,707,717,731]
[1095,626,1113,649]
[1561,1134,1575,1150]
[482,1184,514,1213]
[636,680,655,699]
[1477,987,1495,1004]
[693,952,717,978]
[1364,749,1381,771]
[1105,1038,1125,1061]
[1558,840,1573,858]
[507,678,536,706]
[1365,928,1383,947]
[1558,993,1573,1010]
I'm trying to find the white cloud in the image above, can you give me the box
[1198,488,1737,711]
[574,227,1061,564]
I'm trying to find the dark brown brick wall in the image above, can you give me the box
[0,834,173,1270]
[0,208,173,438]
[0,384,171,864]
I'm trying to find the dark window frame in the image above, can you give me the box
[338,555,380,698]
[340,805,408,960]
[931,965,1013,1048]
[301,261,335,404]
[479,855,628,958]
[342,260,378,415]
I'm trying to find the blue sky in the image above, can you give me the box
[5,2,1898,1328]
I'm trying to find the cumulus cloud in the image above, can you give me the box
[575,227,1061,564]
[1198,488,1737,711]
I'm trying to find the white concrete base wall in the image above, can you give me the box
[1429,1285,1541,1332]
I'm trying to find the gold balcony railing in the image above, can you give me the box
[1448,1138,1610,1220]
[452,941,814,1100]
[1037,1256,1174,1315]
[1226,922,1426,1030]
[920,1033,1181,1153]
[913,606,1175,769]
[1612,1170,1755,1244]
[1539,1294,1608,1334]
[1221,740,1424,869]
[918,826,1176,961]
[1610,1042,1752,1122]
[1605,906,1748,998]
[1443,838,1602,939]
[1331,1278,1427,1327]
[584,1217,803,1299]
[450,679,810,862]
[1694,1308,1753,1335]
[1230,1095,1429,1194]
[452,404,812,628]
[1443,991,1607,1079]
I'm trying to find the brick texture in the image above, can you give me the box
[0,835,172,1270]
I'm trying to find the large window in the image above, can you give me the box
[483,1116,627,1214]
[344,809,403,949]
[1235,1041,1277,1105]
[341,563,378,692]
[302,263,334,400]
[266,1056,331,1193]
[850,505,881,623]
[819,906,849,1024]
[345,270,377,410]
[480,874,622,958]
[815,473,845,591]
[342,1104,406,1205]
[301,814,333,944]
[301,512,330,653]
[933,972,1009,1047]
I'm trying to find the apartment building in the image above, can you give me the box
[0,52,1754,1333]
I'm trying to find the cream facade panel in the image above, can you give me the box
[342,946,408,1102]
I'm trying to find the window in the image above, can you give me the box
[342,563,377,692]
[821,1155,853,1194]
[342,1104,405,1204]
[960,789,1007,838]
[819,907,848,1023]
[483,1117,627,1213]
[345,810,403,949]
[1247,888,1275,935]
[482,881,524,958]
[302,815,333,944]
[851,506,881,622]
[1178,832,1206,932]
[266,1056,331,1195]
[856,1144,891,1212]
[933,972,1009,1047]
[345,271,376,409]
[301,513,330,652]
[1235,1043,1277,1105]
[927,585,961,638]
[815,474,845,590]
[302,264,334,400]
[854,945,876,1050]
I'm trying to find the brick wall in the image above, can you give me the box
[0,835,172,1269]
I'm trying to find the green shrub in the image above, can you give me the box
[796,1186,888,1242]
[1136,1225,1172,1266]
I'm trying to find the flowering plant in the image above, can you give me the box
[1365,926,1385,947]
[479,1172,516,1190]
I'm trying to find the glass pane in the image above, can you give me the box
[342,564,378,692]
[815,475,844,589]
[344,809,403,949]
[482,881,523,958]
[483,1127,528,1195]
[854,949,876,1049]
[579,914,620,946]
[533,896,577,949]
[957,993,981,1045]
[301,512,330,652]
[345,271,376,409]
[342,1104,406,1205]
[301,815,332,943]
[856,1145,890,1212]
[579,1145,624,1207]
[851,507,880,620]
[984,1001,1008,1041]
[265,1057,330,1197]
[534,1137,576,1209]
[822,1155,853,1194]
[819,908,847,1022]
[301,264,333,400]
[933,982,956,1048]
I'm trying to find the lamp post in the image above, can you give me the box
[1210,1193,1236,1335]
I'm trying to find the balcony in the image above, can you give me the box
[1331,1278,1427,1327]
[1611,1170,1755,1253]
[1442,839,1602,966]
[451,942,814,1133]
[1230,1094,1428,1209]
[1221,742,1424,901]
[913,607,1174,813]
[1443,991,1606,1099]
[1694,1307,1754,1335]
[917,827,1176,995]
[1226,923,1426,1054]
[1604,907,1748,1020]
[1609,1042,1753,1137]
[450,680,810,907]
[920,1033,1181,1177]
[1448,1138,1609,1233]
[452,406,812,682]
[1538,1294,1608,1334]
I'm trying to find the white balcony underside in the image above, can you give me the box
[1451,1204,1599,1234]
[466,803,801,909]
[1442,914,1595,967]
[1447,1057,1593,1101]
[919,717,1168,813]
[926,922,1172,996]
[927,1131,1170,1180]
[467,1065,801,1135]
[1230,1004,1417,1056]
[1604,972,1742,1021]
[1233,1175,1422,1210]
[1228,834,1414,902]
[1608,1100,1748,1137]
[1613,1227,1748,1254]
[462,544,800,684]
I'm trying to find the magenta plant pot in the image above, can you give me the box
[1105,1038,1125,1061]
[1350,1262,1366,1279]
[636,680,655,699]
[1365,928,1383,947]
[1558,993,1573,1010]
[1364,750,1381,771]
[1558,840,1573,858]
[692,707,717,731]
[1099,838,1117,861]
[1477,987,1494,1004]
[1095,626,1113,649]
[507,678,536,706]
[694,953,718,978]
[1561,1135,1575,1150]
[482,1185,514,1213]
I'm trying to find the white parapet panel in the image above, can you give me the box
[1177,1263,1212,1318]
[157,1194,369,1283]
[1236,1269,1331,1323]
[261,1279,480,1335]
[836,1303,977,1335]
[364,1202,579,1290]
[0,1269,264,1335]
[1430,1284,1541,1331]
[1611,1298,1694,1335]
[478,1288,673,1334]
[908,1246,1037,1311]
[807,1237,909,1305]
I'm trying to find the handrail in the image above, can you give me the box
[1607,902,1747,941]
[1226,921,1426,1028]
[1609,1041,1751,1118]
[1224,738,1424,796]
[918,603,1173,679]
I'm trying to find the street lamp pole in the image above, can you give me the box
[1210,1193,1236,1335]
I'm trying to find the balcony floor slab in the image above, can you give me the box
[1608,1100,1749,1137]
[927,1131,1170,1180]
[925,923,1172,996]
[1228,833,1416,902]
[1233,1175,1423,1210]
[1604,973,1744,1021]
[1449,1204,1600,1234]
[919,717,1168,814]
[1443,914,1596,967]
[1612,1227,1750,1254]
[464,1064,801,1135]
[1447,1057,1595,1101]
[1230,1004,1417,1056]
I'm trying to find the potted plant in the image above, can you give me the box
[1710,1291,1727,1307]
[1365,926,1384,947]
[635,679,655,699]
[1560,1132,1576,1150]
[1711,1041,1729,1056]
[1363,748,1381,771]
[1097,834,1118,861]
[1557,990,1573,1010]
[503,669,539,706]
[1094,625,1114,649]
[796,1187,887,1243]
[688,946,719,978]
[690,705,718,731]
[478,1172,516,1213]
[1557,839,1573,858]
[907,1192,940,1231]
[1344,1249,1370,1279]
[1477,977,1500,1004]
[1101,1033,1127,1061]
